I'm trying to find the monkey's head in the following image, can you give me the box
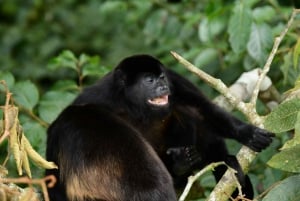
[113,55,171,118]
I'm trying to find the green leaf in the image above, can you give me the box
[194,48,218,68]
[199,172,216,188]
[13,80,39,110]
[262,175,300,201]
[228,2,252,53]
[51,80,79,91]
[78,54,91,67]
[267,145,300,173]
[293,38,300,69]
[0,71,15,91]
[247,23,273,66]
[243,0,260,7]
[99,1,127,14]
[48,50,78,71]
[281,112,300,150]
[252,6,276,23]
[198,16,225,42]
[80,54,106,77]
[264,98,300,133]
[38,91,77,124]
[164,15,181,38]
[243,54,257,70]
[261,168,284,191]
[143,10,167,43]
[83,65,110,78]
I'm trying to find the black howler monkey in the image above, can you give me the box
[46,55,274,201]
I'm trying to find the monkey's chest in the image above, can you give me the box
[138,119,170,156]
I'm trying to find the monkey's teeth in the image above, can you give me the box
[148,95,169,106]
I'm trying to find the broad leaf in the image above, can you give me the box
[143,10,167,43]
[13,80,39,111]
[50,80,79,91]
[264,98,300,133]
[99,1,127,13]
[228,2,252,53]
[38,91,77,124]
[247,23,273,66]
[281,112,300,150]
[267,145,300,173]
[198,16,225,42]
[0,71,15,91]
[80,54,108,77]
[48,50,78,71]
[262,175,300,201]
[252,6,276,22]
[194,48,218,68]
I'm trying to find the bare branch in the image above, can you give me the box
[179,162,225,201]
[170,51,249,115]
[171,8,300,201]
[250,9,300,106]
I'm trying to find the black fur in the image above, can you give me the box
[46,105,176,201]
[46,54,274,200]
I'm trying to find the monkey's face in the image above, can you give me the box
[145,73,170,107]
[126,71,171,110]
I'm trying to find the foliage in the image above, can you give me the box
[264,98,300,133]
[263,79,300,200]
[262,174,300,201]
[0,0,300,200]
[264,97,300,174]
[0,51,109,180]
[0,0,299,92]
[0,51,109,200]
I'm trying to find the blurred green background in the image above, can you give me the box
[1,0,299,91]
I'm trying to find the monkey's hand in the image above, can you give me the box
[238,125,275,152]
[166,146,202,176]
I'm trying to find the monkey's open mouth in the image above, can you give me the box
[148,95,169,106]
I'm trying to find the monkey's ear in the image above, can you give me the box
[113,68,127,87]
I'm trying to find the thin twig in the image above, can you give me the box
[179,162,225,201]
[250,8,300,106]
[170,51,249,115]
[22,107,49,128]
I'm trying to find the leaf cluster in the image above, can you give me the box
[0,51,109,179]
[265,97,300,173]
[263,90,300,199]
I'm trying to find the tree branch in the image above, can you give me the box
[171,8,300,201]
[178,162,225,201]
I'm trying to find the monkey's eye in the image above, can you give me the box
[159,74,165,80]
[144,76,155,84]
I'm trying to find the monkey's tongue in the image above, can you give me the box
[148,95,169,106]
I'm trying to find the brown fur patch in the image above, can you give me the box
[60,157,124,201]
